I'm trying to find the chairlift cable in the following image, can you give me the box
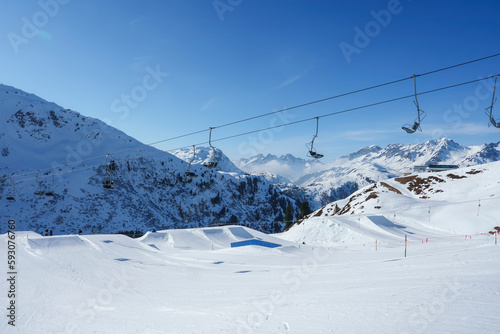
[2,53,500,182]
[2,74,499,185]
[214,53,500,131]
[416,52,500,77]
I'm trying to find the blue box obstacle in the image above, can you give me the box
[230,239,281,248]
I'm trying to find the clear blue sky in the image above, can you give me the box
[2,0,500,161]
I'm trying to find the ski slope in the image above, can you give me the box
[1,225,499,334]
[280,161,500,247]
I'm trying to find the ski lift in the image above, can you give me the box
[203,127,219,169]
[485,76,499,128]
[34,170,45,196]
[402,74,427,134]
[45,175,55,197]
[306,117,324,159]
[102,154,115,189]
[6,179,15,201]
[185,145,198,178]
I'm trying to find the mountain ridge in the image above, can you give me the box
[238,138,500,209]
[0,84,298,234]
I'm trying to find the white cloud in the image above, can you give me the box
[342,128,399,141]
[276,64,314,89]
[422,122,500,136]
[277,74,301,89]
[201,97,215,111]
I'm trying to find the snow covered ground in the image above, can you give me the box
[1,225,499,334]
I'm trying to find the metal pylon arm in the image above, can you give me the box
[485,76,499,128]
[306,117,324,159]
[403,74,426,134]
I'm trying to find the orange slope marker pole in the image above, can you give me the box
[404,235,407,258]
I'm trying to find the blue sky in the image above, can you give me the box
[2,0,500,161]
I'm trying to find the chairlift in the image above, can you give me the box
[306,117,324,159]
[45,175,55,197]
[402,74,427,134]
[102,154,115,189]
[485,76,499,128]
[185,145,198,178]
[34,170,45,196]
[203,127,219,169]
[6,178,15,201]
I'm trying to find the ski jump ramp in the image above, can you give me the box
[140,225,283,250]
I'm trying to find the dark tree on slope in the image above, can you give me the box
[228,214,238,225]
[284,205,294,230]
[297,201,311,221]
[333,204,340,215]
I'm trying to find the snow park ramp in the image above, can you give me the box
[139,230,214,250]
[366,215,411,237]
[26,235,87,250]
[228,226,255,239]
[231,239,281,248]
[201,228,236,248]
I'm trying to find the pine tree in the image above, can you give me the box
[284,205,294,230]
[228,214,238,225]
[297,201,311,221]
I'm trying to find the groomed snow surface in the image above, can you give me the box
[1,224,499,334]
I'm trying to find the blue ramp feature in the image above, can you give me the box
[231,239,281,248]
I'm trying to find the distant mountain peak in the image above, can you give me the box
[236,152,323,182]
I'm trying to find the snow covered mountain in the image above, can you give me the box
[280,160,500,245]
[0,84,298,234]
[297,138,500,208]
[236,153,324,182]
[239,139,500,210]
[169,146,244,175]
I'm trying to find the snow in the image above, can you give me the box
[2,155,500,334]
[2,85,500,333]
[237,138,500,210]
[2,224,499,333]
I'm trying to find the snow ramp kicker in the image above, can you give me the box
[140,225,282,250]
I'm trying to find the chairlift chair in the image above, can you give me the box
[185,145,198,178]
[309,151,324,159]
[204,160,218,169]
[45,175,55,196]
[34,170,45,196]
[6,179,15,201]
[402,121,421,134]
[103,180,114,189]
[185,171,198,178]
[102,154,115,189]
[306,117,324,159]
[485,76,499,128]
[203,127,219,169]
[402,75,427,134]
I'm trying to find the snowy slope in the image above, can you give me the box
[1,225,498,333]
[279,161,500,246]
[0,85,298,234]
